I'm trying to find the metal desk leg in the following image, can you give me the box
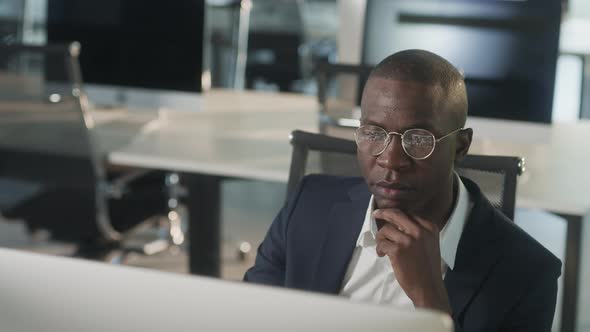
[560,214,582,332]
[182,173,223,277]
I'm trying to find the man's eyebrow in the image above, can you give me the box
[359,119,382,127]
[402,123,438,133]
[360,119,440,134]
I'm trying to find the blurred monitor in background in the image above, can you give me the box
[363,0,562,123]
[46,0,205,111]
[245,0,305,92]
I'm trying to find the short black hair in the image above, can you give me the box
[369,49,468,127]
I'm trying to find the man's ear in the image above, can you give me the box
[454,128,473,162]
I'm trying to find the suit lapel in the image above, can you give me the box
[444,178,503,320]
[311,181,370,294]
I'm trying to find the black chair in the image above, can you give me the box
[0,43,170,258]
[287,130,524,220]
[453,154,524,221]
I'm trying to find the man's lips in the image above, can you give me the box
[374,181,415,199]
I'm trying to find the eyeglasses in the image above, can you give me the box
[354,125,465,160]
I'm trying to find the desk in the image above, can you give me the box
[94,90,589,332]
[94,89,318,279]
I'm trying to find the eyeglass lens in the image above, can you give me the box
[355,125,436,159]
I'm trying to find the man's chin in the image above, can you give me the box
[374,197,415,211]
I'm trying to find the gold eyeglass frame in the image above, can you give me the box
[354,125,466,160]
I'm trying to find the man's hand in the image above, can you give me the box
[373,208,452,315]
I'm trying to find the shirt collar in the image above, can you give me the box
[357,195,378,248]
[439,174,471,270]
[356,173,471,270]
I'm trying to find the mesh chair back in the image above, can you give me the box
[455,155,523,220]
[287,130,523,220]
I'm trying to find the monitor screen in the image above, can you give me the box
[0,248,454,332]
[46,0,204,94]
[363,0,561,123]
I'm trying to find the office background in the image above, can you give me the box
[1,1,590,331]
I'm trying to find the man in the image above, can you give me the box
[244,50,561,331]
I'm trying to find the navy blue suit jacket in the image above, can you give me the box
[244,175,561,331]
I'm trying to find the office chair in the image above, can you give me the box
[453,154,524,220]
[0,43,176,259]
[287,130,524,220]
[314,61,372,135]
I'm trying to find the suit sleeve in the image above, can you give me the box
[242,176,308,286]
[498,258,561,332]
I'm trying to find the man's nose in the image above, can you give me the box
[376,135,412,171]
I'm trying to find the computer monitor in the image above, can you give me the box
[46,0,205,111]
[363,0,561,123]
[0,248,453,332]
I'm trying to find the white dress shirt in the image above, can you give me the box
[339,174,472,309]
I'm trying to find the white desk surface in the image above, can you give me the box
[94,89,318,182]
[93,89,590,217]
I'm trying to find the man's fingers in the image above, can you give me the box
[373,209,421,237]
[376,238,399,257]
[376,224,411,247]
[412,216,439,233]
[374,209,439,235]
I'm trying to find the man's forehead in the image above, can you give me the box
[363,77,441,100]
[361,106,439,131]
[361,78,450,132]
[373,88,395,107]
[362,79,442,112]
